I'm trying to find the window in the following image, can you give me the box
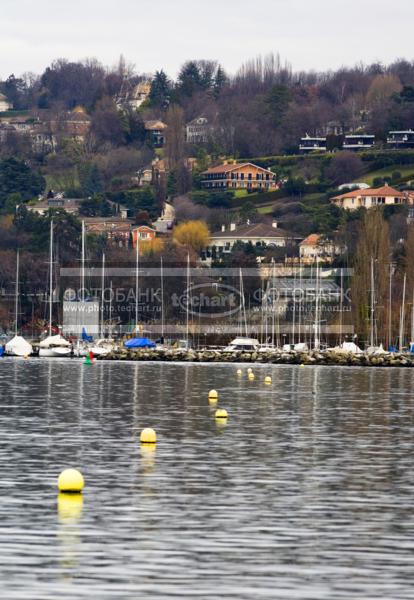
[240,173,245,180]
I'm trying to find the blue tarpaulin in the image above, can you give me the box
[124,337,156,349]
[0,347,4,357]
[82,328,93,342]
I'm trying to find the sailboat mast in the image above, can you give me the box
[271,259,276,347]
[314,258,320,350]
[370,257,375,348]
[49,220,53,337]
[411,285,414,346]
[135,234,139,334]
[240,267,248,338]
[399,273,407,352]
[388,263,393,349]
[339,268,343,346]
[186,253,190,347]
[81,220,85,302]
[14,250,19,336]
[160,256,164,340]
[100,253,105,338]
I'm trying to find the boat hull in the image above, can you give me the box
[39,347,72,358]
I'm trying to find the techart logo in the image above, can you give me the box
[173,283,243,319]
[63,288,77,301]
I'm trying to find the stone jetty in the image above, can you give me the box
[99,348,414,367]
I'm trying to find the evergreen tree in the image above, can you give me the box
[149,70,171,109]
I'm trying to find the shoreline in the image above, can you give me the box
[98,348,414,367]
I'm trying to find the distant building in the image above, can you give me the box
[204,221,299,259]
[83,217,133,247]
[186,116,213,143]
[153,202,175,233]
[330,184,414,210]
[27,195,82,215]
[343,134,375,151]
[127,81,151,110]
[62,106,91,141]
[299,234,344,264]
[145,120,167,147]
[299,135,327,153]
[0,93,12,112]
[132,225,157,248]
[201,162,278,191]
[387,130,414,149]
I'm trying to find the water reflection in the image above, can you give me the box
[1,359,414,598]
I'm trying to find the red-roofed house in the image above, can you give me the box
[299,234,344,264]
[201,162,278,191]
[330,185,413,210]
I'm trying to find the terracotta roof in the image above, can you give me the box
[332,185,405,201]
[145,120,167,131]
[202,162,275,176]
[211,223,297,239]
[300,234,321,246]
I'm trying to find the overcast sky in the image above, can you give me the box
[1,0,413,78]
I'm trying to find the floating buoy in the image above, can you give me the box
[58,468,84,493]
[215,408,228,419]
[265,376,272,384]
[84,355,91,365]
[140,427,157,444]
[248,372,255,380]
[209,395,218,405]
[23,355,29,360]
[247,368,253,374]
[208,389,218,400]
[89,351,94,362]
[236,369,242,376]
[300,364,305,368]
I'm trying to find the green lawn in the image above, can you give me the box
[355,164,414,186]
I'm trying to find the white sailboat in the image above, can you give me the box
[39,220,71,358]
[86,253,115,356]
[5,250,33,357]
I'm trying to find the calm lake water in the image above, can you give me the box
[1,359,414,599]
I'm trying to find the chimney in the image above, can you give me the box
[230,223,236,232]
[272,220,278,228]
[221,224,225,232]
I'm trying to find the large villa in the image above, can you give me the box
[330,184,414,210]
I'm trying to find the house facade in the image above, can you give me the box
[186,116,212,143]
[132,225,157,248]
[299,135,327,153]
[299,234,343,264]
[145,120,167,147]
[83,217,133,247]
[387,130,414,148]
[203,222,298,261]
[330,185,413,210]
[343,134,375,151]
[201,163,278,191]
[0,93,12,112]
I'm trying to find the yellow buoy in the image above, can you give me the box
[140,427,157,444]
[300,364,305,368]
[265,376,272,384]
[247,367,253,374]
[209,395,218,405]
[248,372,255,380]
[236,369,242,376]
[58,468,84,493]
[208,389,218,400]
[215,408,228,419]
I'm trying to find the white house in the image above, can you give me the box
[186,116,213,143]
[331,184,414,210]
[0,93,12,112]
[204,221,299,260]
[299,234,344,264]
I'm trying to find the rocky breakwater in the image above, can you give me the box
[99,348,414,367]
